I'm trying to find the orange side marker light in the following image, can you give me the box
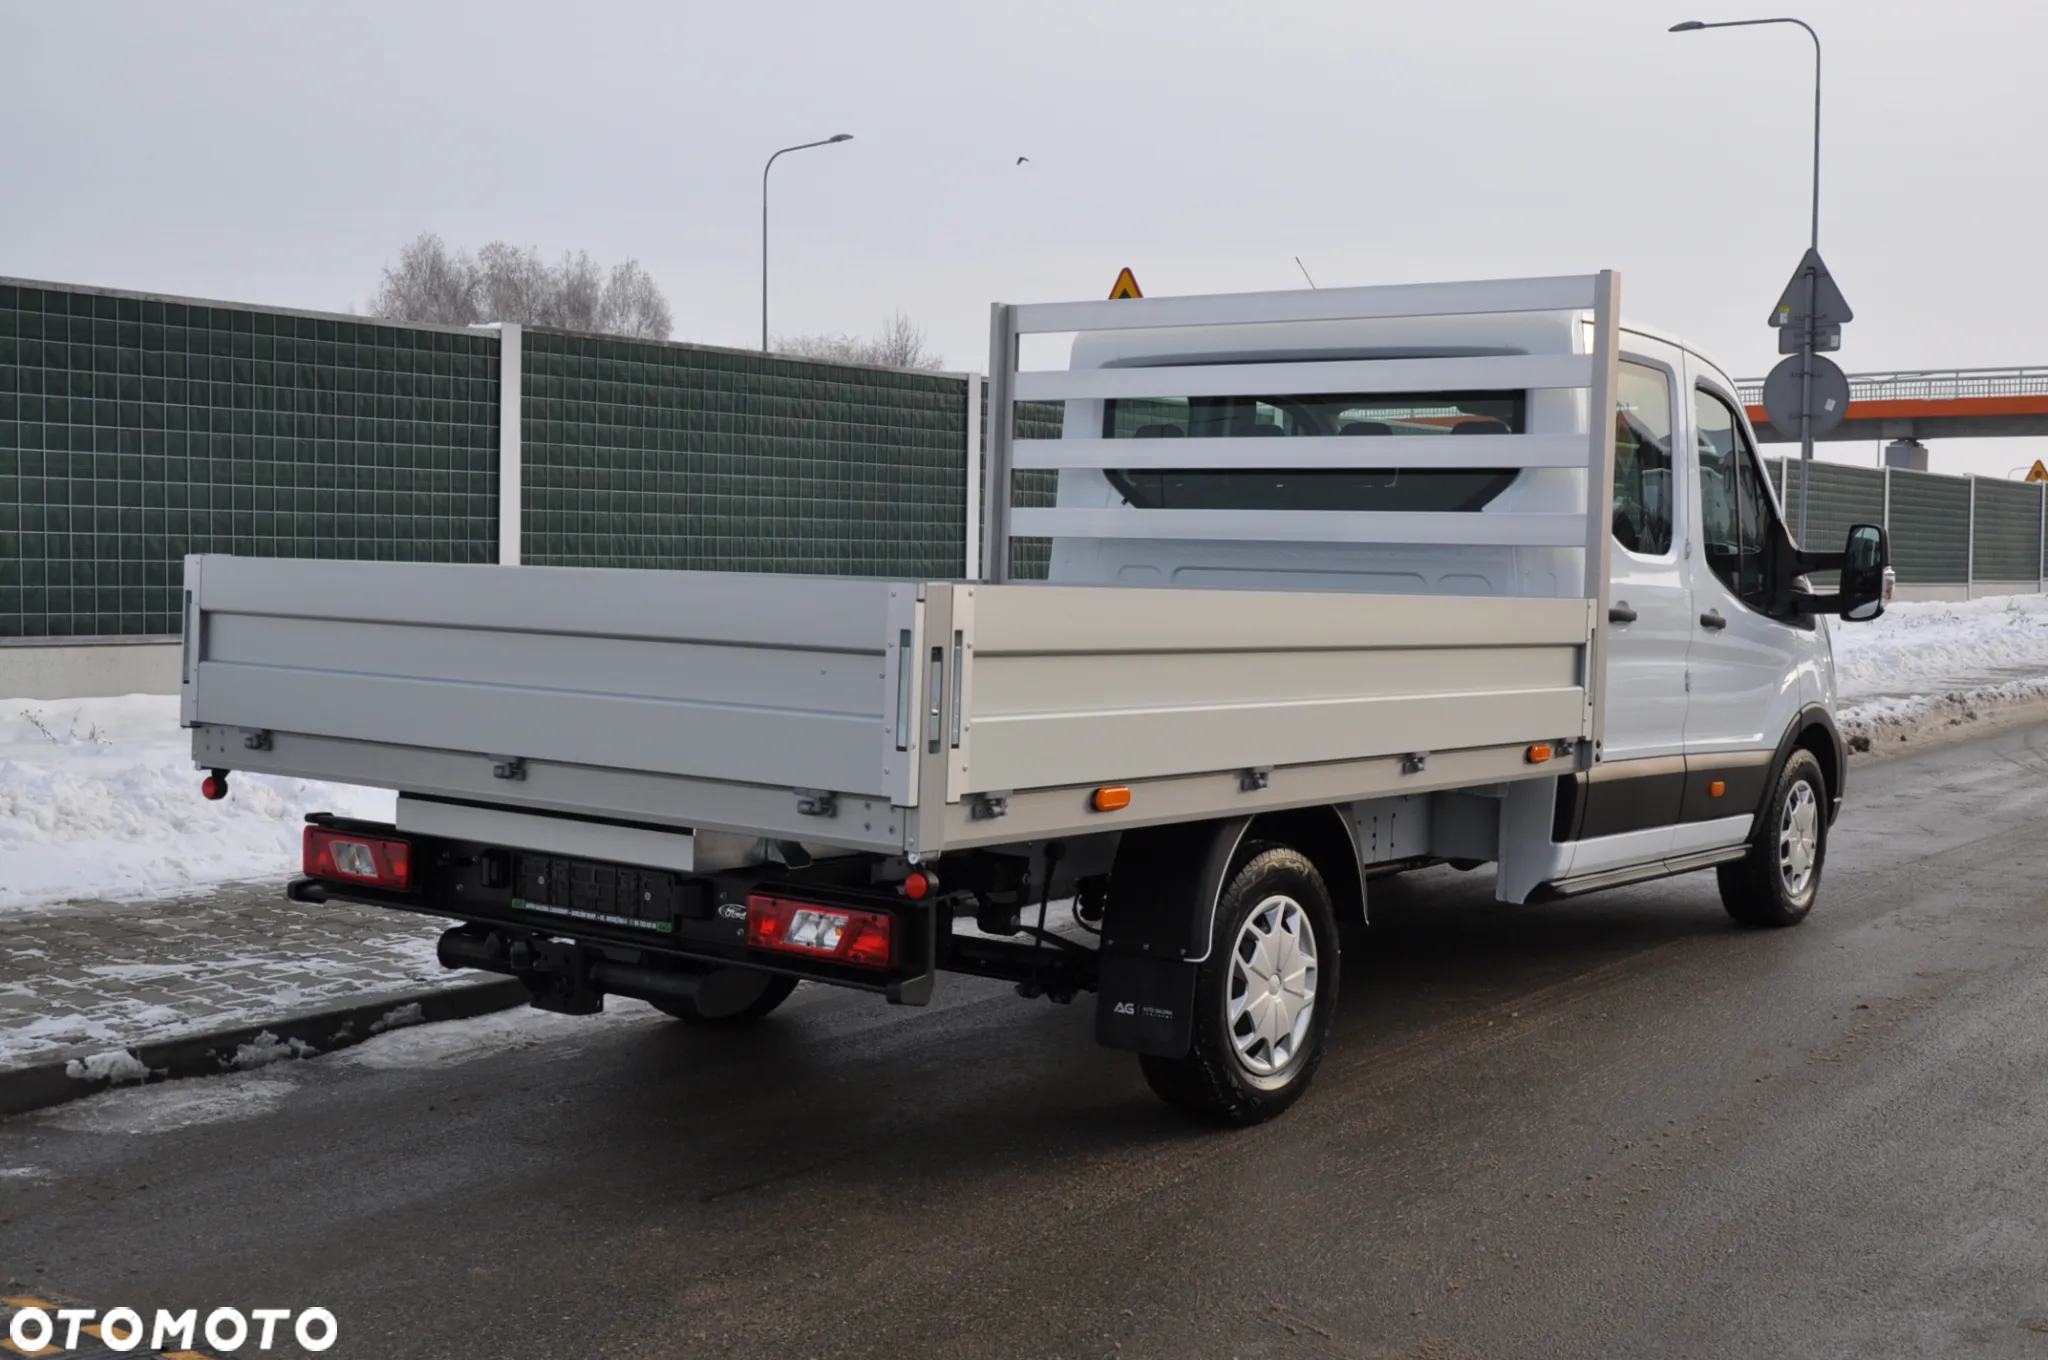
[1091,785,1132,812]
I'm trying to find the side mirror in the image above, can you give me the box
[1839,523,1890,621]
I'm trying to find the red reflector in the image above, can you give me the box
[903,870,932,900]
[303,826,414,891]
[747,894,893,970]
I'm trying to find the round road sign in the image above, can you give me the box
[1762,353,1851,439]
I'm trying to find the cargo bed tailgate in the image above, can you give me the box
[182,555,925,805]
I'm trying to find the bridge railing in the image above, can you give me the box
[1736,365,2048,407]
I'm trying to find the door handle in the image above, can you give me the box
[1699,609,1727,630]
[1607,603,1638,624]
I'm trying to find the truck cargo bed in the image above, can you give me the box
[183,554,1596,856]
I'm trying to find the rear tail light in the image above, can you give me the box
[304,826,413,891]
[747,894,893,970]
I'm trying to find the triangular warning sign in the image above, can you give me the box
[1107,267,1142,300]
[1769,248,1853,329]
[2028,460,2048,484]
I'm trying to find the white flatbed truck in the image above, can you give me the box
[181,272,1891,1122]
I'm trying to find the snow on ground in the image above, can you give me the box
[0,695,393,914]
[38,1069,302,1135]
[1830,594,2048,732]
[5,603,2048,913]
[333,996,661,1070]
[0,923,453,1071]
[33,1000,668,1135]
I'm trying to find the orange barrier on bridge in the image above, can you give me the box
[1744,393,2048,428]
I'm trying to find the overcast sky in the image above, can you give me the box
[4,0,2044,476]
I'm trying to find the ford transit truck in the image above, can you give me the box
[179,271,1891,1123]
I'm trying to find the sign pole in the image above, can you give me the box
[1804,24,1822,545]
[1800,265,1814,544]
[1763,250,1851,514]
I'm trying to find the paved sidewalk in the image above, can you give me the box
[0,882,476,1072]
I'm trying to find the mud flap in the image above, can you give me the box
[1092,816,1251,1056]
[1095,954,1198,1056]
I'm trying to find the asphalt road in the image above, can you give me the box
[8,722,2048,1359]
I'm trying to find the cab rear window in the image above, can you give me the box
[1101,391,1525,512]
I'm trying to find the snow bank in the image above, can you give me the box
[62,1049,153,1085]
[0,695,393,914]
[1831,594,2048,733]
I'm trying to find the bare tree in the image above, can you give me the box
[550,250,607,332]
[598,259,673,341]
[775,310,944,370]
[368,233,479,326]
[368,233,675,340]
[472,240,550,328]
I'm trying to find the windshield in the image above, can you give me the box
[1100,390,1525,512]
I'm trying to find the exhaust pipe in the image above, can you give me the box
[436,927,509,974]
[433,927,732,1010]
[588,959,712,1008]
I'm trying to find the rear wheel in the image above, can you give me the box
[651,965,798,1027]
[1718,749,1827,928]
[1141,845,1341,1125]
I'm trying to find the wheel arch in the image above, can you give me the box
[1100,805,1363,962]
[1773,704,1845,824]
[1244,805,1366,930]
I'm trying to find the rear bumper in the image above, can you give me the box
[289,813,940,1005]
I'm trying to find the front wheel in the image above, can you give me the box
[1140,845,1341,1125]
[1718,749,1828,928]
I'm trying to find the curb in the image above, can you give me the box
[0,975,531,1120]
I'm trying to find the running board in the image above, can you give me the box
[1532,845,1750,902]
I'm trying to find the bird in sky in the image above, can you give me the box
[1016,156,1030,165]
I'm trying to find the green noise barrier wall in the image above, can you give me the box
[519,331,971,579]
[0,280,498,638]
[1972,476,2043,582]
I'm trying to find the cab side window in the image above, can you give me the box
[1694,389,1773,604]
[1612,362,1674,555]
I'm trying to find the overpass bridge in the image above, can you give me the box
[1737,365,2048,447]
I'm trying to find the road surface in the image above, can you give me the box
[7,722,2048,1358]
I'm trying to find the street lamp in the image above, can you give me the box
[1671,17,1823,542]
[762,134,853,352]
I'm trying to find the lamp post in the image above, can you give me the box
[1671,17,1822,542]
[762,134,853,352]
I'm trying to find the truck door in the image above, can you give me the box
[1680,376,1804,845]
[1578,354,1691,844]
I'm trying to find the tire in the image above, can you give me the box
[650,965,799,1027]
[1140,845,1341,1126]
[1717,749,1827,928]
